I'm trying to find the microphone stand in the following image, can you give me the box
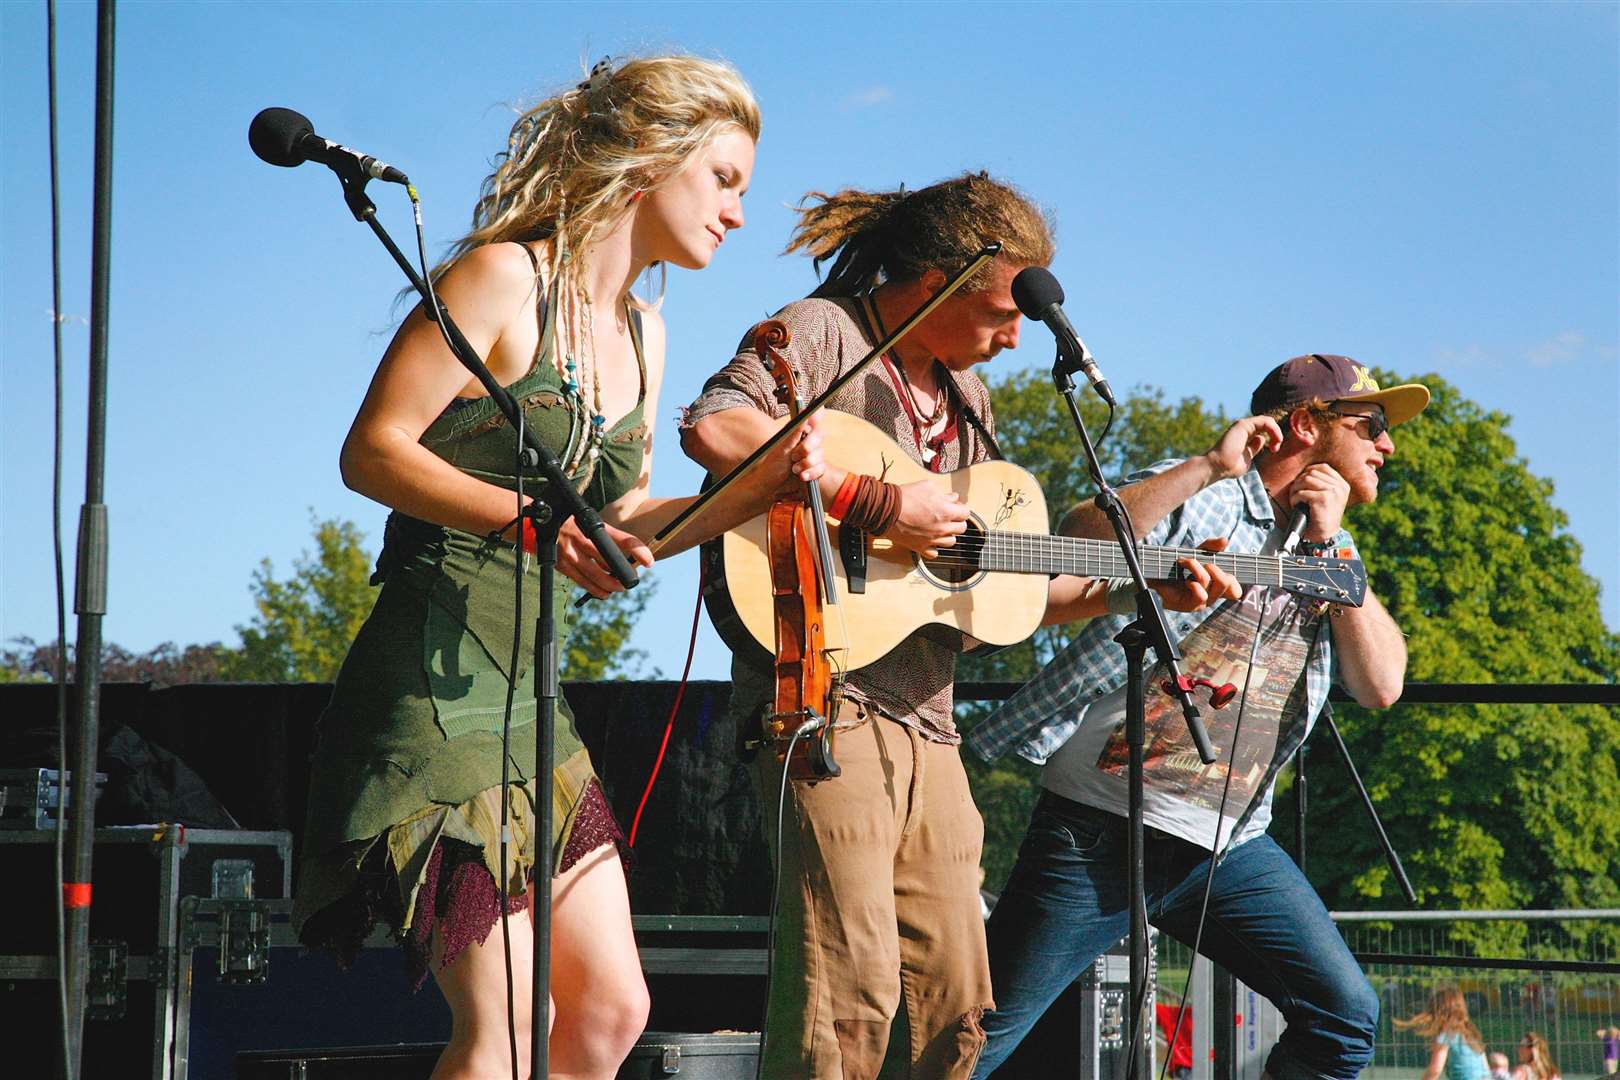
[1050,351,1218,1080]
[321,163,636,1079]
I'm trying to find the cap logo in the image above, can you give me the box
[1348,365,1380,392]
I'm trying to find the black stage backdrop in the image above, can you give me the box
[0,680,771,915]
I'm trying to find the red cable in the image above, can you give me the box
[628,560,705,847]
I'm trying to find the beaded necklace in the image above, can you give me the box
[553,202,608,487]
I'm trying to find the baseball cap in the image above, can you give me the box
[1249,354,1429,427]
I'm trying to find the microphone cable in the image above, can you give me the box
[754,717,826,1080]
[627,561,704,848]
[44,1,74,1076]
[410,194,524,1080]
[1138,589,1271,1080]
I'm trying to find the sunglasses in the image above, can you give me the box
[1327,401,1389,442]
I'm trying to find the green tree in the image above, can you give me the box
[2,636,229,685]
[562,576,659,681]
[221,514,377,682]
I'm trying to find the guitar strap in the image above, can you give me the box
[942,370,1003,463]
[856,293,1004,464]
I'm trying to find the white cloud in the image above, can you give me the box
[1434,343,1492,369]
[1525,330,1588,368]
[842,85,893,109]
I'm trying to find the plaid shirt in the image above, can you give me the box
[964,459,1355,768]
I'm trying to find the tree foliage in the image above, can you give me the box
[958,370,1620,929]
[1,514,659,687]
[219,515,378,683]
[0,636,229,685]
[562,575,659,681]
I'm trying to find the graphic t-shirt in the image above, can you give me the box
[1041,556,1324,850]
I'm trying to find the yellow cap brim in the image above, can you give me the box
[1339,382,1429,427]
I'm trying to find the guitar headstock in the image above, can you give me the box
[1279,554,1368,607]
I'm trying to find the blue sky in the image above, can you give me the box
[3,1,1615,681]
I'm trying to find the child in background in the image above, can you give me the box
[1512,1031,1560,1080]
[1488,1051,1512,1080]
[1596,1027,1619,1076]
[1396,987,1489,1080]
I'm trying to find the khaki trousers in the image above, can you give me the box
[755,701,993,1079]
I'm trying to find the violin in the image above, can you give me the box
[755,319,843,782]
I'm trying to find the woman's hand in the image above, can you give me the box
[556,518,655,598]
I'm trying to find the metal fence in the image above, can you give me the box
[1157,911,1620,1080]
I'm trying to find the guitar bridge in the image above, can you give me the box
[840,526,867,593]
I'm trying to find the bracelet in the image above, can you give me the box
[840,474,902,534]
[828,473,860,520]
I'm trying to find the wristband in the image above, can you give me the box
[828,473,860,520]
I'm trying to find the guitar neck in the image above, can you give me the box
[979,531,1289,588]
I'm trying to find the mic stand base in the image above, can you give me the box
[1317,705,1417,904]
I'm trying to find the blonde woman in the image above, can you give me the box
[289,56,817,1080]
[1396,987,1489,1080]
[1514,1031,1562,1080]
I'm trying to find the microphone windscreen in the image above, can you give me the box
[1011,266,1064,319]
[249,107,316,167]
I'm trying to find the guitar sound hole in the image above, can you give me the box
[925,519,984,585]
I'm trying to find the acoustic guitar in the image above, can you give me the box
[701,410,1366,671]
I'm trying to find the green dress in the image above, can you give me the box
[292,270,649,950]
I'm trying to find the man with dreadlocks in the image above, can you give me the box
[680,172,1235,1080]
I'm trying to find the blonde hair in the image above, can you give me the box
[435,54,760,305]
[1395,987,1485,1054]
[1519,1031,1559,1080]
[786,171,1054,297]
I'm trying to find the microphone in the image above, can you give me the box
[1011,266,1116,406]
[248,107,410,186]
[1283,504,1309,553]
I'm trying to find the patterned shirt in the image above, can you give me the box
[964,459,1357,848]
[682,296,998,743]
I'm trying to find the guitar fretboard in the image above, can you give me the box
[925,530,1363,604]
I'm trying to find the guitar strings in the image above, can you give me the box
[914,530,1349,594]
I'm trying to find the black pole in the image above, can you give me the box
[531,510,562,1078]
[1121,624,1151,1080]
[1319,707,1416,904]
[1049,361,1213,1080]
[63,2,116,1076]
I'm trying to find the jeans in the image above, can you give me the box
[974,792,1378,1080]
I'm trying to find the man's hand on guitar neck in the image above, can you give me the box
[882,480,970,560]
[1042,536,1241,626]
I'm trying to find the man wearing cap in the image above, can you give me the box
[966,354,1428,1080]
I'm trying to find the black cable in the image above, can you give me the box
[410,199,522,1080]
[1149,589,1272,1080]
[754,721,821,1080]
[45,1,73,1076]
